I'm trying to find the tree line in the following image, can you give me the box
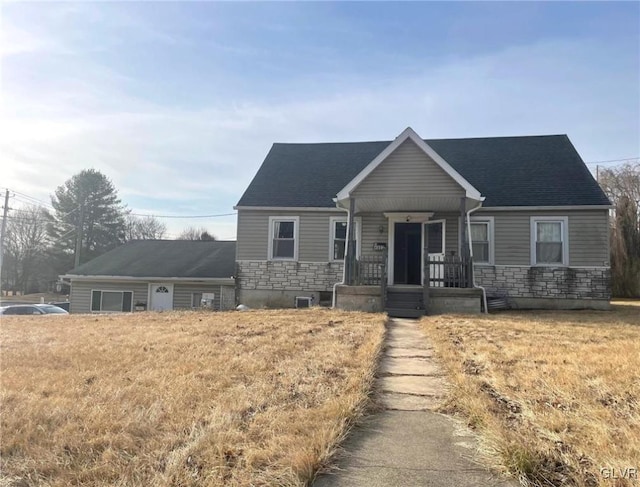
[1,169,216,295]
[599,162,640,297]
[3,164,638,298]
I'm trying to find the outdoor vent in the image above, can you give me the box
[295,296,313,308]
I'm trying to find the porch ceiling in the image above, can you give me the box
[345,196,479,213]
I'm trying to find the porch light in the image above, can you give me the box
[405,215,411,222]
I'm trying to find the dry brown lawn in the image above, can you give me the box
[0,309,385,487]
[421,301,640,487]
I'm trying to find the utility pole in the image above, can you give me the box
[0,189,10,298]
[74,202,84,268]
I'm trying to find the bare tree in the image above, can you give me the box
[599,162,640,207]
[599,162,640,297]
[176,226,216,241]
[125,215,167,241]
[2,205,49,294]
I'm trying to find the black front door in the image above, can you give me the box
[394,223,422,285]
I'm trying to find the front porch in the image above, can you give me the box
[336,243,482,316]
[331,129,485,315]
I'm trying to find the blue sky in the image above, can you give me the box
[2,1,639,239]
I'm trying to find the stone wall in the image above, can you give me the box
[236,260,344,308]
[475,266,611,301]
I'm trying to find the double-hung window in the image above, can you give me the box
[531,217,568,265]
[329,217,360,261]
[469,217,494,264]
[269,217,299,260]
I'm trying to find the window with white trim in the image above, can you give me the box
[469,217,494,265]
[91,290,133,312]
[329,217,360,261]
[531,217,568,265]
[268,217,299,260]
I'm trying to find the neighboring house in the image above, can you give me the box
[235,127,611,316]
[61,240,236,313]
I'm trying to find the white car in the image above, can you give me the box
[0,304,69,316]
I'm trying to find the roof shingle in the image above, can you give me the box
[66,240,236,279]
[236,135,610,208]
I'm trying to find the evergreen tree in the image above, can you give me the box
[47,169,127,269]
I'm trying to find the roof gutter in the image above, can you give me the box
[59,275,235,284]
[332,205,350,308]
[466,201,488,314]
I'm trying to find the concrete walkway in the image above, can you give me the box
[314,318,516,487]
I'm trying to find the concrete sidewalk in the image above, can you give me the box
[314,318,516,487]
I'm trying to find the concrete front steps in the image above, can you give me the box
[385,286,425,318]
[385,286,484,316]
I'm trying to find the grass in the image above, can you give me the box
[0,309,386,487]
[421,300,640,487]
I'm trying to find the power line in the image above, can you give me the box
[4,188,235,220]
[129,212,237,219]
[4,189,55,209]
[585,157,639,166]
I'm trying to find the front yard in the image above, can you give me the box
[0,309,385,487]
[422,301,640,487]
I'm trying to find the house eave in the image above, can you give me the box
[234,205,344,212]
[60,275,235,284]
[478,205,613,211]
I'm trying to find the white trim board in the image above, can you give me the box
[234,206,345,212]
[61,275,234,284]
[479,205,612,211]
[469,216,495,265]
[267,215,300,261]
[336,127,483,201]
[530,216,569,267]
[329,216,362,262]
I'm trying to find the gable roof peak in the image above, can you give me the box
[335,127,483,202]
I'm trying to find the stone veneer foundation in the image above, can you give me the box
[475,265,611,303]
[236,261,611,310]
[236,260,344,308]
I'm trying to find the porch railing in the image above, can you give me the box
[426,254,473,288]
[354,254,386,286]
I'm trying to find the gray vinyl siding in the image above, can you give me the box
[360,213,388,255]
[173,284,221,310]
[360,212,459,256]
[236,209,345,261]
[477,209,609,266]
[352,139,465,199]
[238,210,463,263]
[70,280,148,314]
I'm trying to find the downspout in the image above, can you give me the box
[466,200,489,314]
[332,201,350,308]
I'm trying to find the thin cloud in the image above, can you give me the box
[2,5,638,241]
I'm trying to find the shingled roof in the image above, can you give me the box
[65,240,236,279]
[237,134,610,208]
